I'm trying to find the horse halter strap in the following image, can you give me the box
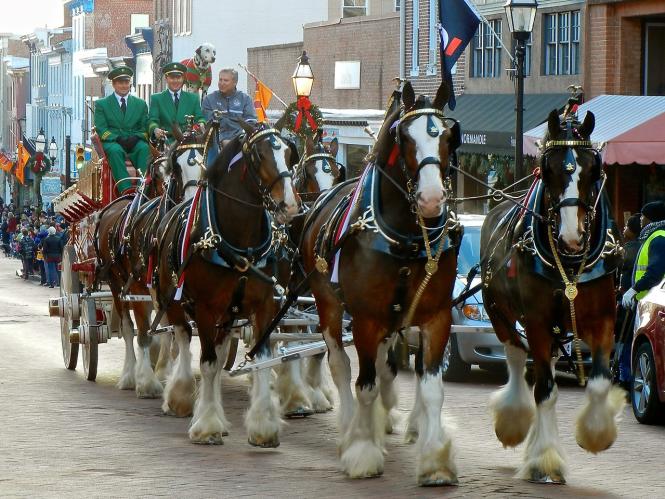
[301,152,337,174]
[172,142,206,190]
[241,127,293,203]
[396,107,446,180]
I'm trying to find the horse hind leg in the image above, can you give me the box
[305,352,334,413]
[519,357,566,484]
[116,304,137,390]
[162,323,196,417]
[575,345,625,453]
[274,327,314,417]
[377,336,398,434]
[245,312,283,448]
[405,346,423,444]
[153,327,173,382]
[489,342,535,447]
[133,304,163,399]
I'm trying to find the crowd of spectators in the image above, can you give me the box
[0,199,68,288]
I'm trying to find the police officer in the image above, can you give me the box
[94,66,150,194]
[201,68,257,146]
[622,201,665,309]
[148,62,206,142]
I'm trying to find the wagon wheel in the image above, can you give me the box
[60,245,80,370]
[80,295,99,381]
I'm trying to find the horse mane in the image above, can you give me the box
[207,135,244,186]
[370,106,401,166]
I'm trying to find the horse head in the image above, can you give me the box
[541,110,600,254]
[390,81,460,219]
[165,122,206,201]
[237,120,299,224]
[297,133,340,194]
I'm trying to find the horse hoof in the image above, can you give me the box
[248,437,280,448]
[404,430,418,444]
[191,433,224,445]
[284,407,314,418]
[419,476,459,487]
[528,470,565,484]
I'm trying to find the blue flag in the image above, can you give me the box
[439,0,480,110]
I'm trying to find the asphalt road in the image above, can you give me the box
[0,255,663,498]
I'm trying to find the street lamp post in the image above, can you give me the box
[34,128,47,211]
[292,51,314,98]
[505,0,537,182]
[49,137,58,165]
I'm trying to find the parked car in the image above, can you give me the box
[630,277,665,424]
[405,214,591,381]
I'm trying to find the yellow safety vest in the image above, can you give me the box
[634,229,665,300]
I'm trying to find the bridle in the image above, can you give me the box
[239,127,294,212]
[294,146,339,199]
[395,107,449,184]
[171,140,206,191]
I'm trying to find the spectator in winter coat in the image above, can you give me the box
[34,228,49,285]
[18,228,35,280]
[42,226,64,288]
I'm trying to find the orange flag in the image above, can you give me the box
[0,152,13,172]
[16,142,29,185]
[253,77,273,123]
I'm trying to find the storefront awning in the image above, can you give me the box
[524,95,665,165]
[446,93,569,155]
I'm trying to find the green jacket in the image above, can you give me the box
[94,94,149,143]
[148,89,206,138]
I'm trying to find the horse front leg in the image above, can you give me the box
[153,327,173,382]
[189,310,228,444]
[575,316,625,453]
[340,316,385,479]
[133,303,163,399]
[416,311,457,486]
[245,307,283,448]
[489,342,535,447]
[519,335,566,483]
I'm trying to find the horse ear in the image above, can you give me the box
[328,138,339,158]
[402,81,415,110]
[432,80,450,110]
[274,111,288,131]
[171,122,184,142]
[578,111,595,138]
[305,134,314,153]
[235,117,255,135]
[547,110,561,139]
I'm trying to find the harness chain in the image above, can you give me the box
[547,225,588,386]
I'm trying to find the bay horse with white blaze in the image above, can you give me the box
[300,81,462,485]
[480,110,624,483]
[153,121,299,445]
[95,127,206,396]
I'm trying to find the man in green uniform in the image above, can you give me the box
[148,62,206,142]
[94,66,150,194]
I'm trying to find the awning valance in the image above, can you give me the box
[523,95,665,165]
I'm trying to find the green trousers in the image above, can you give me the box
[102,140,150,193]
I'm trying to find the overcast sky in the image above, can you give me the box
[0,0,65,35]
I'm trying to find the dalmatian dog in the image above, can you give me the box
[181,43,216,99]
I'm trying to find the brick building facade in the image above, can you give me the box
[585,0,665,98]
[247,42,304,110]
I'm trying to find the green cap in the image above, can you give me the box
[108,66,134,81]
[163,62,188,76]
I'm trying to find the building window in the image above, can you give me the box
[410,0,420,76]
[343,0,367,18]
[172,0,192,35]
[395,0,400,12]
[426,0,437,76]
[471,19,502,78]
[544,11,580,75]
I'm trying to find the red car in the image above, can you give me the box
[631,278,665,424]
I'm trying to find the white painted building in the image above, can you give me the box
[172,0,328,93]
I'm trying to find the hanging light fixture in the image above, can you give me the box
[292,51,314,98]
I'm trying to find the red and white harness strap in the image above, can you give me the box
[174,185,204,301]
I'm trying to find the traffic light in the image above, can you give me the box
[75,145,85,169]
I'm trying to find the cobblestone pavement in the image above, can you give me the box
[0,256,664,498]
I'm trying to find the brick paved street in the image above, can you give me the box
[0,255,664,498]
